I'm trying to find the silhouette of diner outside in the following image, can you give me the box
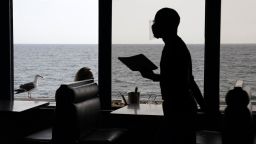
[139,8,206,144]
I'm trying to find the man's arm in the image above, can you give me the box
[140,70,160,82]
[191,78,207,112]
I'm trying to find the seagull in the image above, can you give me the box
[15,74,43,99]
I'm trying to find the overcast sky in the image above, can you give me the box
[13,0,256,44]
[13,0,98,44]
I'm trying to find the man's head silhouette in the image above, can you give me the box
[152,8,180,39]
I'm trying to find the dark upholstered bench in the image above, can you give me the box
[23,79,127,144]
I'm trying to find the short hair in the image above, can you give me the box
[155,7,180,28]
[74,67,94,81]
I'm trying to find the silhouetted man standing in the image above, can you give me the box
[140,8,198,144]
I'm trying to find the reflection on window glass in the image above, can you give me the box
[13,0,98,100]
[221,0,256,109]
[112,0,205,105]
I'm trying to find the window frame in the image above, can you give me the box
[204,0,221,114]
[0,0,14,101]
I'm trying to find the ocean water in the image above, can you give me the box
[14,44,98,99]
[14,44,256,103]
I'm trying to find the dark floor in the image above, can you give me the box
[13,130,256,144]
[197,130,256,144]
[197,130,222,144]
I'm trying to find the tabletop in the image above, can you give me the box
[0,100,49,112]
[111,104,163,116]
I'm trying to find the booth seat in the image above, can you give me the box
[23,79,127,144]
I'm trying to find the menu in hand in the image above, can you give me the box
[118,54,158,71]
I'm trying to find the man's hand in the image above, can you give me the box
[139,70,160,81]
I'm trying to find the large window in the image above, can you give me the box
[112,0,205,105]
[13,0,98,100]
[221,0,256,110]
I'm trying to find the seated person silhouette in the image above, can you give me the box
[74,67,94,81]
[222,87,254,144]
[139,7,205,144]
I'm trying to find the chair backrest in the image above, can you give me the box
[63,79,94,88]
[53,79,100,144]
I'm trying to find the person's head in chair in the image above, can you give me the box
[74,67,94,81]
[152,8,180,39]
